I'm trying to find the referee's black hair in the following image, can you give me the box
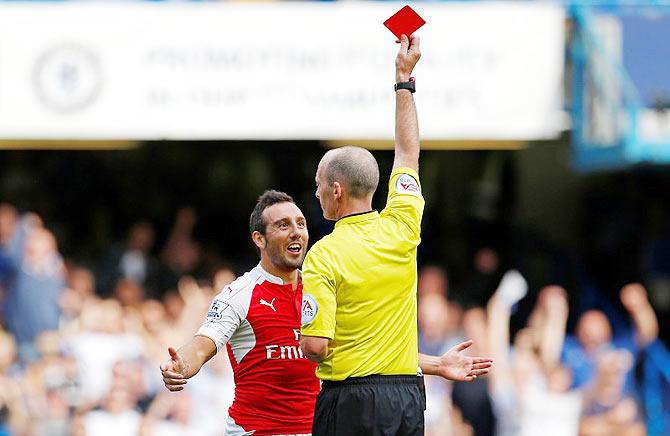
[249,190,295,236]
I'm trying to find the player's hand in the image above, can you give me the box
[160,347,188,392]
[395,34,421,82]
[436,340,493,382]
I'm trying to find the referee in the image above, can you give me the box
[300,34,491,435]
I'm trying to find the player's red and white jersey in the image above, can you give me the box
[197,264,319,436]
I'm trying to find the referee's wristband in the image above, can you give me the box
[394,77,416,93]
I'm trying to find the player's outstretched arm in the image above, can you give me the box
[393,34,421,173]
[160,336,217,392]
[419,340,493,382]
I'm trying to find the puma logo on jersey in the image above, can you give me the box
[260,298,276,312]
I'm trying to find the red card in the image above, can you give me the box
[383,5,426,40]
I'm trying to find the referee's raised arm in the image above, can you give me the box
[393,34,421,173]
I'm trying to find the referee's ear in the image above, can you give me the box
[251,230,266,250]
[332,181,343,200]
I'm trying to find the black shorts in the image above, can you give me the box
[312,375,426,436]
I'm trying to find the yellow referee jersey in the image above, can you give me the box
[301,167,425,381]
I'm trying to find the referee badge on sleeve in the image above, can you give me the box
[395,174,421,196]
[301,293,318,325]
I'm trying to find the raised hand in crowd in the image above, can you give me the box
[620,283,659,347]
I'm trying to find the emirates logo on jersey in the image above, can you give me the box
[266,344,306,360]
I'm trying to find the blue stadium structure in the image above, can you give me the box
[570,2,670,171]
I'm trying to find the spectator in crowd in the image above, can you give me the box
[562,283,659,392]
[579,349,646,436]
[212,265,236,295]
[0,330,20,377]
[185,352,235,435]
[98,220,160,298]
[487,272,581,436]
[452,308,496,436]
[419,292,464,356]
[418,264,449,298]
[59,266,97,334]
[114,278,146,308]
[417,265,465,352]
[418,285,473,436]
[1,210,66,362]
[424,374,474,436]
[111,359,154,413]
[159,207,203,294]
[455,247,502,309]
[23,331,78,435]
[65,298,144,404]
[0,329,26,435]
[142,390,195,436]
[68,265,96,297]
[0,204,18,246]
[83,382,143,436]
[0,204,18,304]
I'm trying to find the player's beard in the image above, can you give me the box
[266,241,305,271]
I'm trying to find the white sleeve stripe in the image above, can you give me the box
[198,300,243,351]
[197,270,262,351]
[196,305,240,351]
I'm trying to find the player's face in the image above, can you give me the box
[315,164,337,221]
[261,202,309,271]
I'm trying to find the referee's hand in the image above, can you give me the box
[437,340,493,382]
[160,347,188,392]
[395,34,420,83]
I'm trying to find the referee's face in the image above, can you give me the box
[261,202,309,271]
[315,164,336,221]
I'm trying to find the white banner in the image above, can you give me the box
[0,2,564,140]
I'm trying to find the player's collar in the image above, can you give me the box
[254,263,302,286]
[335,210,378,228]
[254,263,285,285]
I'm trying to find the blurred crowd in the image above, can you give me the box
[418,250,667,436]
[0,202,668,436]
[0,204,235,436]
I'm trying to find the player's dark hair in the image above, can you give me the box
[249,190,295,236]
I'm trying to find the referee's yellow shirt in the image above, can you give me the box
[301,167,425,381]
